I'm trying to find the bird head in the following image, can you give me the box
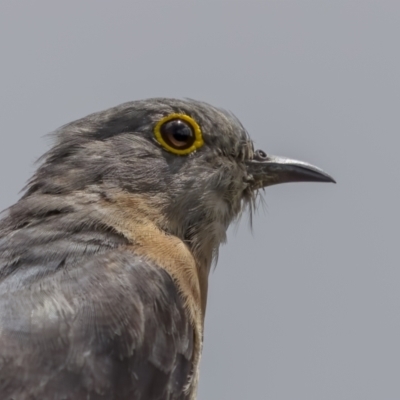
[25,98,334,272]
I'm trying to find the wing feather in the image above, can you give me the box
[0,248,194,400]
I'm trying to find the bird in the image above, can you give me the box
[0,98,334,400]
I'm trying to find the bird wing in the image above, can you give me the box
[0,249,194,400]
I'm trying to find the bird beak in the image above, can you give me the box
[246,153,336,189]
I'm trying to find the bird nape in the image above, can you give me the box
[0,98,334,400]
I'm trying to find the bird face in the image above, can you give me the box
[29,98,333,270]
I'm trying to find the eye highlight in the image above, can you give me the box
[154,113,204,155]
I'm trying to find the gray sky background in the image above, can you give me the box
[0,2,399,399]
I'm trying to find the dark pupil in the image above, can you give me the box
[161,119,194,148]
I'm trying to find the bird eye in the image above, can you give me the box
[160,119,195,149]
[154,113,204,155]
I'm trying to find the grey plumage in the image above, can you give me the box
[0,98,334,399]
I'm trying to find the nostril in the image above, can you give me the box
[254,149,268,160]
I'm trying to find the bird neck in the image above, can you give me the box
[94,188,210,320]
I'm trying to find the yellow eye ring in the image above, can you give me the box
[154,113,204,155]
